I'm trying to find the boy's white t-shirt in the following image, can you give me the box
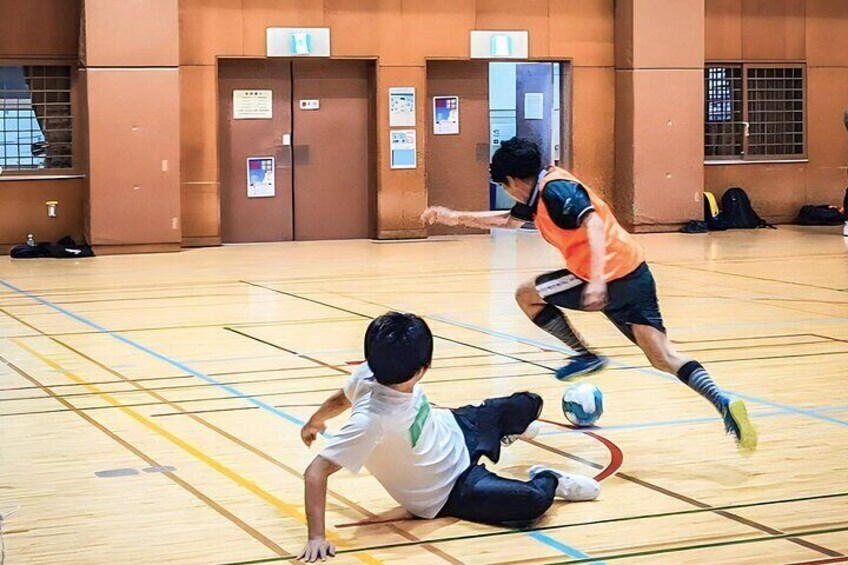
[320,363,470,519]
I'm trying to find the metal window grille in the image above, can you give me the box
[704,63,805,161]
[746,66,805,158]
[0,65,73,170]
[705,65,743,158]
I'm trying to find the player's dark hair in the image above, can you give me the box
[365,312,433,386]
[490,137,542,184]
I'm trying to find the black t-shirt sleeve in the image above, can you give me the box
[541,180,595,229]
[509,201,535,222]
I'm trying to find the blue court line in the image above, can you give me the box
[0,278,598,561]
[0,277,309,429]
[429,314,848,428]
[529,531,605,564]
[538,405,848,436]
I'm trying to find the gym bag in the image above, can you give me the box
[796,205,844,226]
[719,187,774,229]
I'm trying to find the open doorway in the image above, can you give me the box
[426,60,570,234]
[489,62,565,210]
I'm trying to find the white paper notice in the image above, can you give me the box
[234,90,273,120]
[389,87,416,127]
[524,92,544,120]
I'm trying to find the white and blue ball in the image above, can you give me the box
[562,383,604,427]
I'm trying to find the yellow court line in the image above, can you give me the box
[12,338,383,565]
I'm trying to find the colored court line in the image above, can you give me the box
[326,492,848,556]
[0,353,288,559]
[538,405,848,436]
[281,294,843,558]
[242,284,847,558]
[241,282,604,562]
[219,524,848,565]
[429,314,848,428]
[10,339,382,565]
[540,526,848,565]
[43,336,462,565]
[789,557,848,565]
[0,278,309,428]
[528,532,600,563]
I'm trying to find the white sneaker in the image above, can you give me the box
[529,466,600,501]
[843,222,848,237]
[501,420,541,446]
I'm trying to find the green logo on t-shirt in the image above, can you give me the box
[409,396,431,448]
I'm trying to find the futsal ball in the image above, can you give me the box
[562,383,604,427]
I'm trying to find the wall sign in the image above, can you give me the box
[234,90,273,120]
[524,92,544,120]
[389,87,416,127]
[247,157,275,198]
[470,31,529,59]
[267,28,331,57]
[390,130,417,169]
[299,99,320,110]
[433,96,460,135]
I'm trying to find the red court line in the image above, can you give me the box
[334,421,623,529]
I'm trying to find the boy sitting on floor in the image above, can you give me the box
[298,312,600,562]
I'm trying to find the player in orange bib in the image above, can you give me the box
[422,137,757,451]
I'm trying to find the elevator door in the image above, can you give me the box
[219,59,374,243]
[291,60,373,241]
[219,59,293,243]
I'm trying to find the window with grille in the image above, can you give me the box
[0,65,74,171]
[704,64,805,161]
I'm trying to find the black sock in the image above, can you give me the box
[532,305,591,355]
[677,361,725,413]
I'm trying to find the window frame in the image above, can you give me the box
[0,59,82,178]
[704,61,807,164]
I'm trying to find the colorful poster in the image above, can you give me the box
[390,130,417,169]
[389,87,416,127]
[233,90,273,119]
[246,157,276,198]
[433,96,460,135]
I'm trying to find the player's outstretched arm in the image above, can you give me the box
[299,456,342,562]
[582,212,609,311]
[301,389,351,447]
[421,206,524,230]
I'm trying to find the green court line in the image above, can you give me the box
[218,492,848,565]
[543,526,848,565]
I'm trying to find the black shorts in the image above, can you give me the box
[535,262,665,343]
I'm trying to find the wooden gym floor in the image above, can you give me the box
[1,226,847,565]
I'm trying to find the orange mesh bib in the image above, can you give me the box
[533,167,644,282]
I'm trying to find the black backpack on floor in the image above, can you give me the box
[720,187,774,229]
[796,205,844,225]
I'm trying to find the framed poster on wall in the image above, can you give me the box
[433,96,460,135]
[390,130,417,169]
[389,87,416,127]
[247,157,276,198]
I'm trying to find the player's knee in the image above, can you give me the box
[525,490,555,519]
[515,282,541,309]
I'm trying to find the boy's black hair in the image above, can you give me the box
[364,312,433,386]
[490,137,542,184]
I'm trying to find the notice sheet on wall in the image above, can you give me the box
[247,157,276,198]
[234,90,273,119]
[389,87,416,127]
[433,96,460,135]
[390,130,417,169]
